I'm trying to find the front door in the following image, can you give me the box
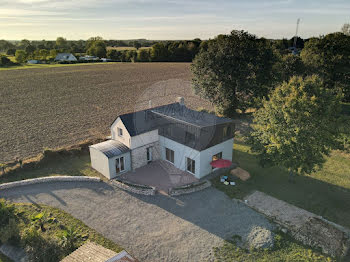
[147,147,152,163]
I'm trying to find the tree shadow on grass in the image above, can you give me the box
[227,142,350,230]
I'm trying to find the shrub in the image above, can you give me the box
[59,226,81,255]
[0,218,20,244]
[0,199,15,226]
[22,227,62,262]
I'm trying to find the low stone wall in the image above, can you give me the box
[111,179,156,196]
[169,180,211,196]
[0,176,101,190]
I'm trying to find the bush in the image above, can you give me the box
[22,227,62,262]
[0,56,13,66]
[0,200,20,245]
[0,218,20,245]
[0,199,15,226]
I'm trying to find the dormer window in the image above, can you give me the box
[118,127,123,137]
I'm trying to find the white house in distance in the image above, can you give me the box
[54,53,77,62]
[89,98,234,179]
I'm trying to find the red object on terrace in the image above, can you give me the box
[210,159,232,168]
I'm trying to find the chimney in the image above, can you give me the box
[148,100,152,109]
[176,97,185,106]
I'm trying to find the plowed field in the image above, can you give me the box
[0,63,210,162]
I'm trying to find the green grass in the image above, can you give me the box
[0,62,121,71]
[213,231,333,262]
[0,202,122,261]
[212,137,350,229]
[0,252,13,262]
[0,154,103,184]
[14,203,123,254]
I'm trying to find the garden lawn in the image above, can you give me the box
[212,137,350,229]
[0,154,103,184]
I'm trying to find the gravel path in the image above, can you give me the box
[0,181,273,262]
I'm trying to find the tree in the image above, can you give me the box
[137,49,150,62]
[276,54,306,82]
[191,30,276,116]
[301,32,350,102]
[0,56,12,66]
[150,42,170,62]
[56,37,67,50]
[133,41,141,50]
[249,76,341,179]
[107,49,121,61]
[86,37,106,58]
[341,23,350,36]
[15,50,27,63]
[39,49,49,60]
[6,48,16,56]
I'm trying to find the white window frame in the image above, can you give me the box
[186,157,195,174]
[116,156,125,174]
[165,147,174,164]
[117,127,123,137]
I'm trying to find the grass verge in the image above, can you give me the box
[0,154,103,184]
[1,201,122,261]
[213,231,333,262]
[211,137,350,229]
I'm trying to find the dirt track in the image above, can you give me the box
[0,63,210,162]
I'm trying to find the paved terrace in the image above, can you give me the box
[119,160,199,192]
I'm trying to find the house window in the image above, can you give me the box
[185,131,195,145]
[165,147,174,163]
[212,152,222,170]
[117,127,123,137]
[212,152,222,161]
[186,157,195,174]
[116,156,125,173]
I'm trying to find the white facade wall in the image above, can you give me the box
[158,136,234,179]
[89,147,131,179]
[199,138,234,178]
[111,117,131,147]
[159,136,201,178]
[108,152,131,179]
[130,129,158,149]
[89,147,110,178]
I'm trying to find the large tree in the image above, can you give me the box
[191,30,276,116]
[15,50,27,63]
[86,37,107,58]
[301,32,350,102]
[249,76,341,179]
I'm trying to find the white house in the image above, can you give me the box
[54,53,77,62]
[89,98,234,179]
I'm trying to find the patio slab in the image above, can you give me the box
[118,160,198,192]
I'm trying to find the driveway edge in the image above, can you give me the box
[0,176,101,190]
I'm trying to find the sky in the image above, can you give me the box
[0,0,349,40]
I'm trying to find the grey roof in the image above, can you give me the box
[55,53,76,60]
[90,140,129,158]
[117,103,233,137]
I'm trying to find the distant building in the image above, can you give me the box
[55,53,77,62]
[27,60,41,64]
[79,55,100,61]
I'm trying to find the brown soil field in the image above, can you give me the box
[0,63,211,162]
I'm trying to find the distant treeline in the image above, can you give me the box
[0,36,306,64]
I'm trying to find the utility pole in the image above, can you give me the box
[293,18,300,50]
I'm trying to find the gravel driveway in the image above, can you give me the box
[0,181,273,262]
